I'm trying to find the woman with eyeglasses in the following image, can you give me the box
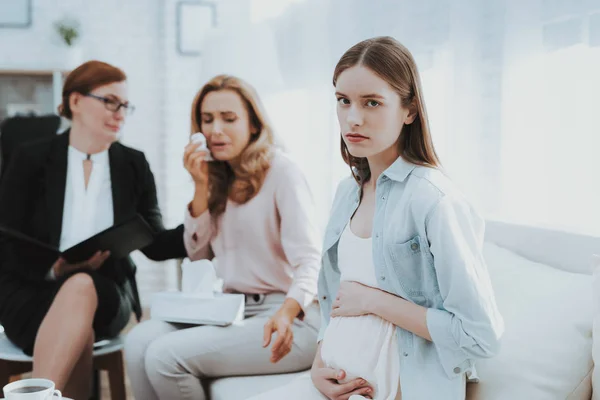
[0,60,188,399]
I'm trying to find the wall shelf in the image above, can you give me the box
[0,69,70,76]
[0,68,69,120]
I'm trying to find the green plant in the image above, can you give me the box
[54,18,80,47]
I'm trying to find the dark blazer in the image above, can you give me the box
[0,131,187,320]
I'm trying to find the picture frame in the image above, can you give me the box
[176,1,217,56]
[0,0,32,28]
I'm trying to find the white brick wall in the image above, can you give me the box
[161,0,202,227]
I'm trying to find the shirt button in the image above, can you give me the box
[375,233,380,238]
[381,276,386,281]
[381,196,385,200]
[453,367,462,374]
[322,296,327,300]
[411,243,419,251]
[403,352,408,357]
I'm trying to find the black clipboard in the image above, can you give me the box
[0,214,156,264]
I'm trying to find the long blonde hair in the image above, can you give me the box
[191,75,276,219]
[333,36,441,184]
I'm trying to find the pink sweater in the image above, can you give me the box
[183,151,322,311]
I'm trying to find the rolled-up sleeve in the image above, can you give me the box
[183,205,214,261]
[425,195,504,378]
[275,165,322,313]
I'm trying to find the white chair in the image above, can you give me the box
[0,331,126,400]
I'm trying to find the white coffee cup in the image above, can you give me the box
[190,132,213,161]
[3,378,62,399]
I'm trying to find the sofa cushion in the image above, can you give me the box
[208,370,309,400]
[467,242,593,400]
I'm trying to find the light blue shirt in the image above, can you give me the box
[317,156,504,399]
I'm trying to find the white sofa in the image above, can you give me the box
[205,220,599,400]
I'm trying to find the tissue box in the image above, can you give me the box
[150,292,245,326]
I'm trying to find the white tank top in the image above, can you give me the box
[320,223,401,400]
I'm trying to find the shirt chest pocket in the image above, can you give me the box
[386,235,438,303]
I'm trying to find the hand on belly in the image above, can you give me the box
[320,314,400,399]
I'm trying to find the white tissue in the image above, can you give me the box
[181,259,219,297]
[191,132,213,161]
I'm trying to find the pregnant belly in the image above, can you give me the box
[320,314,400,398]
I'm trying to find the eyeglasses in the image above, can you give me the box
[83,93,136,115]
